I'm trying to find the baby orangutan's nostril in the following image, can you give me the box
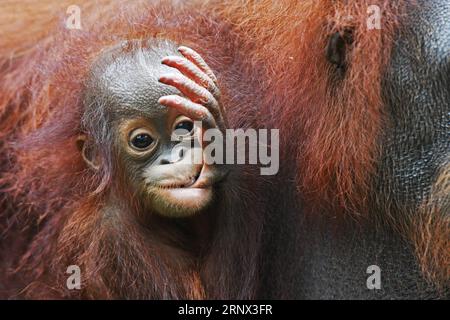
[159,158,170,165]
[178,147,185,160]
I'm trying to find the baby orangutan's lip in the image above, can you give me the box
[155,173,201,189]
[162,187,212,208]
[154,164,227,190]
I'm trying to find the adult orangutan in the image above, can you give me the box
[206,0,449,298]
[0,0,449,299]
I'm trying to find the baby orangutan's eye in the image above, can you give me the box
[172,117,195,139]
[129,128,154,151]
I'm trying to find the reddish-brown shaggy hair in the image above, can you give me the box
[411,163,450,289]
[1,0,447,298]
[205,0,405,214]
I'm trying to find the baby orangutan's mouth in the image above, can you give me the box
[155,171,202,189]
[146,164,228,217]
[154,164,226,190]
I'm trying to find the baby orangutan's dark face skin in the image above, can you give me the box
[81,40,227,217]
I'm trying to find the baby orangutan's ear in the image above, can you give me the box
[77,134,101,171]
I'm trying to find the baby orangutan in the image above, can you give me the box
[8,39,261,299]
[80,40,228,218]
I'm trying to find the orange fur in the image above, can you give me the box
[206,0,405,213]
[1,0,446,298]
[411,163,450,289]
